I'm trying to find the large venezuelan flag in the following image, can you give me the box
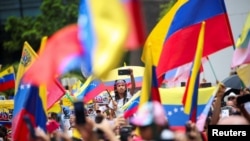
[78,0,96,77]
[122,0,146,50]
[0,66,15,92]
[85,0,129,78]
[16,41,65,109]
[12,84,47,140]
[160,87,215,131]
[23,24,83,86]
[156,0,234,83]
[122,87,216,130]
[24,0,129,85]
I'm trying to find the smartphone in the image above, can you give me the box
[94,115,105,140]
[237,94,250,105]
[23,115,36,139]
[73,101,86,125]
[118,69,130,75]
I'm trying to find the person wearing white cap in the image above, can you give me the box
[223,92,237,103]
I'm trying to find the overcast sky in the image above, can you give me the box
[202,0,250,85]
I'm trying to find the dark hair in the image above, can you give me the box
[0,125,7,140]
[48,112,59,121]
[114,79,128,105]
[119,126,133,141]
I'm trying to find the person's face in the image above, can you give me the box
[228,96,237,106]
[127,130,139,141]
[228,96,236,101]
[47,113,52,119]
[116,83,126,94]
[69,114,76,127]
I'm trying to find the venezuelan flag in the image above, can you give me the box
[15,42,37,94]
[140,43,161,107]
[24,0,129,86]
[123,92,140,118]
[0,66,15,92]
[182,22,205,122]
[122,87,215,130]
[16,41,65,110]
[74,76,107,103]
[122,0,146,50]
[12,84,47,140]
[23,24,83,86]
[160,86,215,131]
[155,0,234,82]
[232,12,250,67]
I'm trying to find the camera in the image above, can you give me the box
[119,126,133,141]
[237,94,250,105]
[237,94,250,114]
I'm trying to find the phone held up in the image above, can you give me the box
[237,94,250,114]
[118,69,131,75]
[73,101,86,125]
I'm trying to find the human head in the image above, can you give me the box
[114,79,128,99]
[224,92,237,103]
[69,112,76,128]
[0,125,7,140]
[62,106,71,119]
[130,101,168,140]
[114,79,127,92]
[48,112,59,121]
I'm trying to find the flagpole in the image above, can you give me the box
[65,91,74,103]
[206,56,219,82]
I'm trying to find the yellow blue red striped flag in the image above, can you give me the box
[182,21,205,122]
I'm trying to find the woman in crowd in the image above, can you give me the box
[108,69,136,118]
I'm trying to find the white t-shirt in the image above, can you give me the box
[108,92,132,117]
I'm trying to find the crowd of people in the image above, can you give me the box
[31,83,250,141]
[1,69,249,141]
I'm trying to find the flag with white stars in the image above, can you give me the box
[157,86,215,130]
[12,83,47,140]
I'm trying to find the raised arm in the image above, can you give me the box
[210,84,226,125]
[129,69,136,95]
